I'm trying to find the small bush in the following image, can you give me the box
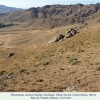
[32,70,37,73]
[49,54,54,57]
[60,68,65,70]
[68,57,77,63]
[8,72,14,76]
[20,69,27,73]
[36,79,44,82]
[78,49,84,53]
[90,63,93,65]
[96,67,100,71]
[0,71,5,75]
[34,64,40,67]
[68,57,79,65]
[43,62,49,66]
[72,60,79,65]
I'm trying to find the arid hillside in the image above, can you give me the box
[0,22,100,92]
[0,3,100,29]
[0,3,100,92]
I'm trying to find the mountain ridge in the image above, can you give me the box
[0,3,100,29]
[0,5,23,14]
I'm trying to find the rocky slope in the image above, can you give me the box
[0,24,100,92]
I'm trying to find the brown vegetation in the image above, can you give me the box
[0,3,100,92]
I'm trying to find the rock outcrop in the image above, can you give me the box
[48,28,78,43]
[64,28,77,38]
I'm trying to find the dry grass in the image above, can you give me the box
[0,23,100,92]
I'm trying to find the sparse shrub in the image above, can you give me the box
[20,69,26,73]
[66,55,70,58]
[71,49,76,52]
[60,68,65,70]
[35,54,46,60]
[68,57,77,63]
[0,71,5,75]
[14,63,17,65]
[78,49,84,53]
[36,79,44,82]
[32,70,37,73]
[39,54,46,60]
[22,56,26,59]
[68,57,79,65]
[49,54,54,57]
[96,66,100,71]
[79,40,83,45]
[8,72,14,76]
[26,72,30,74]
[34,64,40,67]
[72,60,79,65]
[58,48,65,53]
[90,63,93,65]
[43,62,49,66]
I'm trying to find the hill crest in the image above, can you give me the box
[0,3,100,29]
[0,5,23,14]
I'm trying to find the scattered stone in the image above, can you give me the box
[40,67,44,70]
[7,75,14,79]
[63,84,77,92]
[0,76,6,80]
[0,75,14,80]
[0,84,7,90]
[59,39,63,42]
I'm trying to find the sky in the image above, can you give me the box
[0,0,100,9]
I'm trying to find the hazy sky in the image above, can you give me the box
[0,0,100,9]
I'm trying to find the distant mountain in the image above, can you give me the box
[0,5,23,14]
[0,3,100,29]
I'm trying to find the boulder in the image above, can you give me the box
[64,28,78,38]
[48,34,64,43]
[53,34,64,42]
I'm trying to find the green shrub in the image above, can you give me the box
[72,60,79,65]
[32,70,37,73]
[68,57,77,63]
[43,62,49,66]
[78,49,84,53]
[0,71,5,75]
[8,72,14,76]
[68,57,79,65]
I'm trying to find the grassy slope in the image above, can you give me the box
[0,24,100,92]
